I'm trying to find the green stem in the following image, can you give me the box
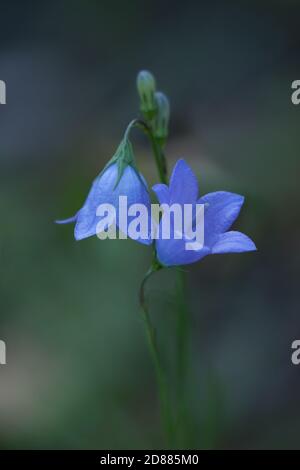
[132,114,189,447]
[125,119,167,184]
[139,264,175,447]
[176,271,188,397]
[175,269,189,445]
[146,130,167,184]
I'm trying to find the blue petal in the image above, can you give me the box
[55,214,77,224]
[169,159,199,205]
[116,166,152,245]
[154,208,210,266]
[75,163,118,240]
[156,235,210,266]
[211,231,257,254]
[198,191,244,247]
[74,163,152,245]
[152,183,170,204]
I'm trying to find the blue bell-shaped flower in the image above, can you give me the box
[56,137,152,245]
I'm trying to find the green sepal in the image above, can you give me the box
[113,138,135,189]
[97,133,148,192]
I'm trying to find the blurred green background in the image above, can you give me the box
[0,0,300,449]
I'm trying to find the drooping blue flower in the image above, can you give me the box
[56,138,151,244]
[152,159,256,266]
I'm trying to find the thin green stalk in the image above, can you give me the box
[142,121,190,443]
[135,119,174,447]
[139,265,175,447]
[139,118,190,446]
[175,269,190,445]
[135,119,167,184]
[134,114,190,447]
[176,270,188,398]
[147,131,167,184]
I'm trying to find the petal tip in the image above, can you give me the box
[55,214,77,225]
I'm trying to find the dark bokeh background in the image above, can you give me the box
[0,0,300,449]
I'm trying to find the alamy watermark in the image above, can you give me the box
[0,80,6,104]
[0,340,6,365]
[95,197,205,251]
[291,340,300,365]
[291,80,300,105]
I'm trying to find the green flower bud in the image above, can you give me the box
[153,91,170,147]
[137,70,157,119]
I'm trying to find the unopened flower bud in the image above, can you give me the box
[153,91,170,146]
[137,70,157,119]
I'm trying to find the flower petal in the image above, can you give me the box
[55,214,77,224]
[74,163,152,244]
[198,191,245,247]
[156,235,210,266]
[152,183,170,205]
[169,159,199,205]
[211,231,257,254]
[154,208,209,266]
[116,166,152,245]
[74,163,118,240]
